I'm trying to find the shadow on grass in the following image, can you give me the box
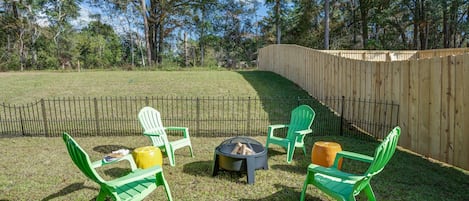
[237,71,341,132]
[238,184,322,201]
[265,148,286,157]
[41,182,98,201]
[182,160,213,176]
[102,167,133,178]
[93,144,134,154]
[183,160,270,185]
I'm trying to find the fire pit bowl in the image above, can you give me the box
[212,136,268,184]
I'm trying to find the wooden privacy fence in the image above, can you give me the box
[258,44,469,171]
[320,48,469,61]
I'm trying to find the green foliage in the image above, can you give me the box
[0,53,20,71]
[1,0,469,71]
[74,21,123,69]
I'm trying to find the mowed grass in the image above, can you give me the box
[0,70,308,104]
[1,135,469,201]
[1,70,469,200]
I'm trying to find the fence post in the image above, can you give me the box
[145,96,149,105]
[247,97,251,135]
[94,97,100,136]
[196,97,200,135]
[40,99,49,137]
[340,96,344,136]
[19,105,24,136]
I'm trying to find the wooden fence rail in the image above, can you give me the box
[258,44,469,171]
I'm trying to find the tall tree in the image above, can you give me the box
[265,0,288,44]
[39,0,81,68]
[324,0,329,49]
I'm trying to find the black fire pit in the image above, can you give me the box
[212,136,268,184]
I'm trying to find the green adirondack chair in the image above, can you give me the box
[300,126,401,201]
[266,105,316,163]
[62,132,173,201]
[138,106,194,167]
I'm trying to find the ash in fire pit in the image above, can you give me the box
[212,136,268,184]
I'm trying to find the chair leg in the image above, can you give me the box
[188,144,194,158]
[155,171,173,201]
[363,184,376,201]
[167,145,176,166]
[287,144,295,163]
[300,171,313,201]
[168,150,176,166]
[96,188,108,201]
[302,145,307,156]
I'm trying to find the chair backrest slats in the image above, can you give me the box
[138,107,170,147]
[138,107,166,135]
[63,133,105,184]
[353,126,401,194]
[286,105,316,143]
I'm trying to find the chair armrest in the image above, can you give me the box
[165,127,190,138]
[267,124,289,137]
[106,165,164,187]
[165,126,188,131]
[268,124,289,130]
[143,128,164,136]
[92,154,137,171]
[336,151,374,163]
[308,163,364,180]
[294,129,312,136]
[332,151,373,168]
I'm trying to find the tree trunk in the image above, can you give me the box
[150,23,157,63]
[200,6,206,66]
[19,29,25,71]
[184,32,188,67]
[359,0,369,49]
[442,0,449,48]
[141,0,151,66]
[158,23,164,65]
[449,0,458,48]
[324,0,330,50]
[418,0,427,50]
[413,20,418,49]
[351,0,357,45]
[275,0,281,44]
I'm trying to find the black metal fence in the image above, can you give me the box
[0,96,398,140]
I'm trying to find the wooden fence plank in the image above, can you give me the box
[417,59,431,156]
[440,56,455,163]
[409,59,420,151]
[429,57,442,159]
[455,55,469,169]
[400,60,410,148]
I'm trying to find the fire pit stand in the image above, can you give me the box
[212,136,268,184]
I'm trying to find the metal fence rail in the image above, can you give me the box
[0,96,398,139]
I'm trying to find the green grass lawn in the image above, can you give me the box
[0,70,309,104]
[1,70,468,200]
[1,135,468,201]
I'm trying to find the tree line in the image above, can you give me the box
[1,0,468,71]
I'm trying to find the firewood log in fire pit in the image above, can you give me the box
[231,142,255,155]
